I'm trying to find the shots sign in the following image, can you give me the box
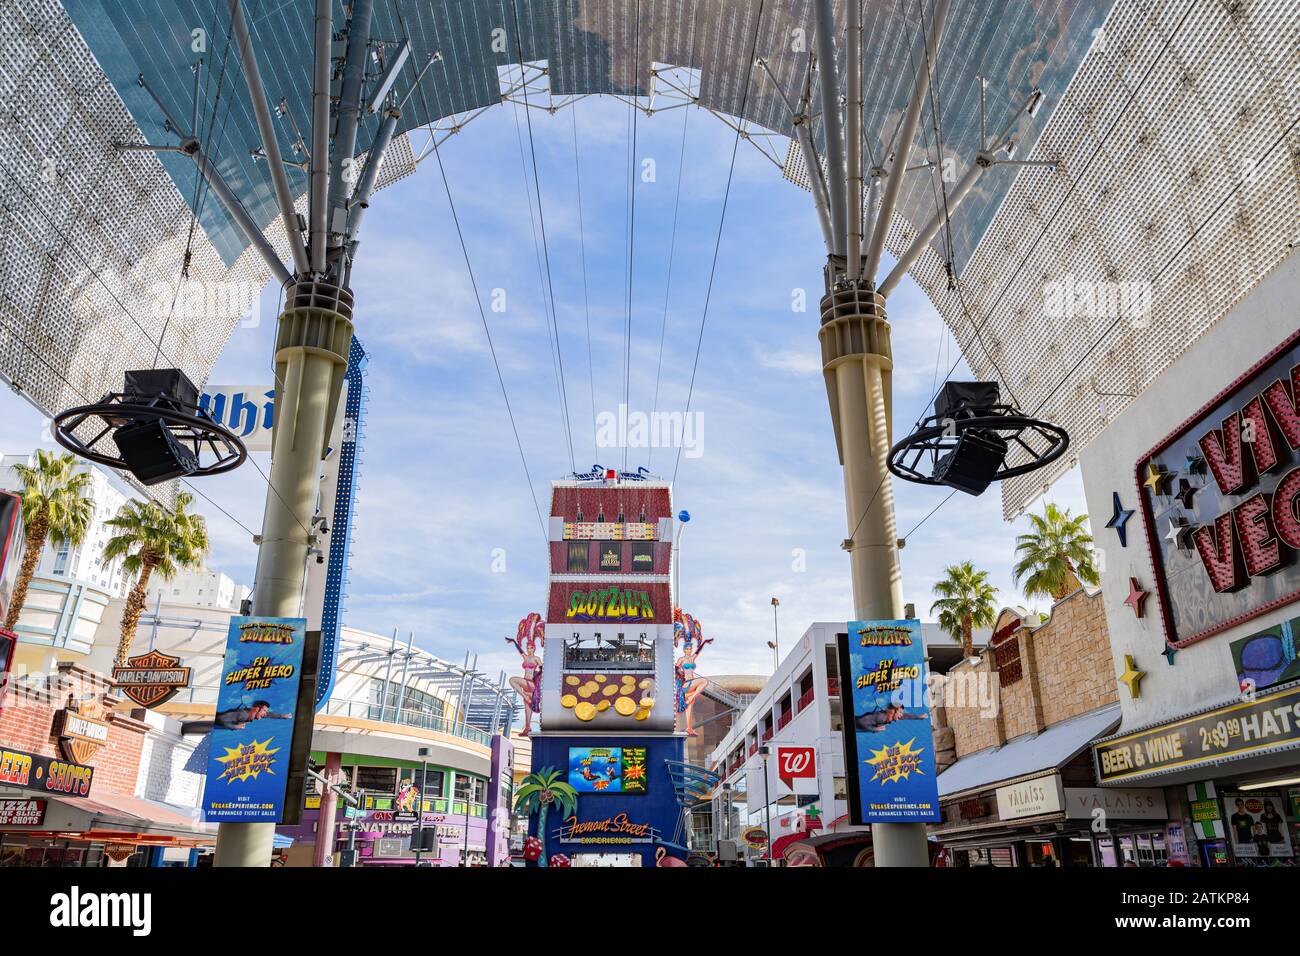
[837,619,940,823]
[203,616,306,822]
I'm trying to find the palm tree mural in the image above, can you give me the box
[930,562,998,659]
[4,450,94,631]
[104,491,209,666]
[513,767,578,868]
[1013,503,1099,603]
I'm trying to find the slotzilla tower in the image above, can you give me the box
[525,471,687,866]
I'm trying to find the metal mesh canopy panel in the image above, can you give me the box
[1,0,1293,521]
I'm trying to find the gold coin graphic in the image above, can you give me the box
[597,699,611,712]
[575,701,597,721]
[614,696,637,716]
[565,675,580,686]
[560,694,577,709]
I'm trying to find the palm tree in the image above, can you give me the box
[4,450,94,631]
[104,491,209,666]
[930,562,998,659]
[1013,502,1099,603]
[513,767,578,868]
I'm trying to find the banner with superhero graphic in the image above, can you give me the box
[203,616,306,822]
[837,620,940,823]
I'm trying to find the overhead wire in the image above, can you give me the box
[669,0,769,486]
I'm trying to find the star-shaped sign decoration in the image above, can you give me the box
[1123,576,1150,618]
[1185,455,1206,476]
[1174,478,1198,511]
[1164,516,1194,550]
[1106,492,1135,547]
[1119,654,1146,699]
[1143,462,1175,496]
[1161,644,1178,666]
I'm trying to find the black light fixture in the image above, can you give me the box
[53,368,247,485]
[888,381,1069,496]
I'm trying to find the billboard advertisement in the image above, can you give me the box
[203,616,306,822]
[1136,328,1300,648]
[567,746,648,794]
[837,620,940,823]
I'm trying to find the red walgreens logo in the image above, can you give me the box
[777,746,816,789]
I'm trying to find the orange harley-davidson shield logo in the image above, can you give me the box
[53,697,111,765]
[112,649,191,708]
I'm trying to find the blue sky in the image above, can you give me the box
[1,94,1088,682]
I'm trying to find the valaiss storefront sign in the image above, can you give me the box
[1094,680,1300,783]
[1137,329,1300,646]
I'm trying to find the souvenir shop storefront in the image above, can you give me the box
[1093,680,1300,868]
[1078,259,1300,868]
[933,705,1183,867]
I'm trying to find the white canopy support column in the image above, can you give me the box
[845,0,864,281]
[863,0,950,284]
[309,0,331,274]
[227,0,309,275]
[813,0,847,257]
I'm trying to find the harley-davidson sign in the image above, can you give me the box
[112,649,192,707]
[52,699,110,764]
[1137,329,1300,647]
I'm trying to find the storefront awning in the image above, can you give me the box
[43,791,215,843]
[938,705,1121,799]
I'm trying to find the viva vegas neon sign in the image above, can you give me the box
[1193,361,1300,591]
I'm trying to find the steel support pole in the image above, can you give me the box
[794,119,835,253]
[391,629,416,722]
[345,108,401,240]
[328,0,375,251]
[863,0,950,284]
[215,280,353,867]
[228,0,309,274]
[191,148,292,286]
[818,286,927,866]
[309,0,331,273]
[313,751,342,867]
[879,154,988,296]
[845,0,863,281]
[813,0,847,256]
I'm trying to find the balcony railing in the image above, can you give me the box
[797,687,815,711]
[760,727,773,742]
[776,711,792,731]
[322,699,494,747]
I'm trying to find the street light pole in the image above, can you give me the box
[414,747,429,866]
[759,745,774,867]
[769,597,781,670]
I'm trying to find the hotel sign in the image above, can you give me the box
[112,649,191,708]
[1094,680,1300,783]
[995,775,1065,821]
[1137,329,1300,647]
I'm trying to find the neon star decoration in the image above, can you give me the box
[864,737,927,785]
[1118,654,1145,699]
[1161,644,1178,666]
[1173,478,1198,510]
[1123,576,1149,617]
[214,738,280,783]
[1105,492,1134,547]
[1164,516,1194,550]
[1143,462,1175,496]
[1185,454,1206,475]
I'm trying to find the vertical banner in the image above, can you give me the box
[837,620,940,823]
[204,616,307,822]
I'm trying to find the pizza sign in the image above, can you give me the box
[1138,330,1300,647]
